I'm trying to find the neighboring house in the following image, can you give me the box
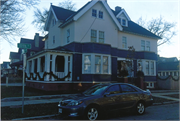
[1,62,11,77]
[25,0,161,91]
[9,33,44,76]
[158,57,179,77]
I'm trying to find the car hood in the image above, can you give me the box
[61,93,96,101]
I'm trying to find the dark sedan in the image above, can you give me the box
[58,83,153,120]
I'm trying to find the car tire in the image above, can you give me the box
[136,102,145,115]
[85,106,100,120]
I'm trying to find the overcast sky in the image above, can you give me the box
[0,0,179,64]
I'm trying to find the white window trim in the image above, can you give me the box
[91,29,105,43]
[141,40,150,51]
[137,59,156,76]
[122,36,127,49]
[82,53,111,74]
[146,82,154,88]
[98,11,103,19]
[92,9,97,17]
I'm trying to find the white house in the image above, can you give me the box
[25,0,161,91]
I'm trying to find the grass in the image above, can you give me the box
[1,86,78,99]
[1,103,58,120]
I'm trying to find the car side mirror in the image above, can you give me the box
[104,92,110,97]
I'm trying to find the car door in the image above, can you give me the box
[101,84,121,111]
[118,84,139,109]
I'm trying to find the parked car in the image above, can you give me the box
[58,83,153,120]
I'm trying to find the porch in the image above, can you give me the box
[26,51,72,81]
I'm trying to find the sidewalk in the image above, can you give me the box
[1,90,179,108]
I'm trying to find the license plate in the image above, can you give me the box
[59,108,62,113]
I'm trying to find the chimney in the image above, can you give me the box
[115,6,121,13]
[35,33,39,47]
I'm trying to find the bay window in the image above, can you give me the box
[84,55,91,73]
[95,56,101,73]
[83,54,111,74]
[103,56,108,73]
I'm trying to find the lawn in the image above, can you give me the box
[1,86,78,99]
[1,103,58,120]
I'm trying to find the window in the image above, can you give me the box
[163,72,165,76]
[147,82,154,88]
[84,55,91,73]
[174,72,177,76]
[122,19,126,26]
[67,29,70,43]
[146,41,150,51]
[137,60,143,71]
[92,9,97,17]
[99,31,104,43]
[141,40,145,51]
[106,85,120,94]
[146,61,149,75]
[95,56,101,73]
[83,54,110,74]
[151,61,154,75]
[53,36,55,44]
[120,84,137,93]
[122,37,127,49]
[103,56,108,73]
[99,11,103,19]
[91,30,97,42]
[166,72,169,76]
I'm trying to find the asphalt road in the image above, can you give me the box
[51,103,179,120]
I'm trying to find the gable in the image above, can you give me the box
[44,5,76,31]
[73,0,123,31]
[116,9,131,21]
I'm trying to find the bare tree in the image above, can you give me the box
[0,0,40,45]
[137,16,177,46]
[32,0,76,33]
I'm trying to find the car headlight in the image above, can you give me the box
[67,100,83,106]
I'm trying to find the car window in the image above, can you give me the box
[83,85,108,95]
[120,84,137,93]
[106,85,120,94]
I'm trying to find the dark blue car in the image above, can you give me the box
[58,83,153,120]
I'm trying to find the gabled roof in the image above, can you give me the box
[158,57,178,62]
[45,0,123,31]
[122,21,161,39]
[116,9,131,21]
[158,61,179,71]
[1,62,10,69]
[9,52,20,59]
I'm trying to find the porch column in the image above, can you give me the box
[31,59,35,73]
[65,55,68,81]
[51,54,57,81]
[37,57,41,80]
[44,53,50,81]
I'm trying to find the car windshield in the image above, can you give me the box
[83,85,108,96]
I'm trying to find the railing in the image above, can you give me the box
[55,72,65,79]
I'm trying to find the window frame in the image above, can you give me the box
[99,11,103,19]
[122,36,127,49]
[91,29,97,42]
[95,55,101,74]
[67,29,70,43]
[99,31,104,43]
[92,9,97,17]
[141,40,145,51]
[82,54,111,74]
[84,55,91,73]
[146,41,150,51]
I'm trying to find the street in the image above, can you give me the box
[50,103,179,120]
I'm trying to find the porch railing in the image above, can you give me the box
[55,72,65,79]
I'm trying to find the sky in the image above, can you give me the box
[0,0,179,64]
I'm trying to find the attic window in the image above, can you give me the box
[122,19,126,26]
[92,9,97,17]
[99,11,103,19]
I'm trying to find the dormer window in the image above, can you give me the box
[92,9,97,17]
[122,19,126,26]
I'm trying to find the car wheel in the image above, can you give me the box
[136,102,145,115]
[85,107,99,120]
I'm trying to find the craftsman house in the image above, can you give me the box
[25,0,161,91]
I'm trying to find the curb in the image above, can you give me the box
[11,101,179,120]
[12,114,57,120]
